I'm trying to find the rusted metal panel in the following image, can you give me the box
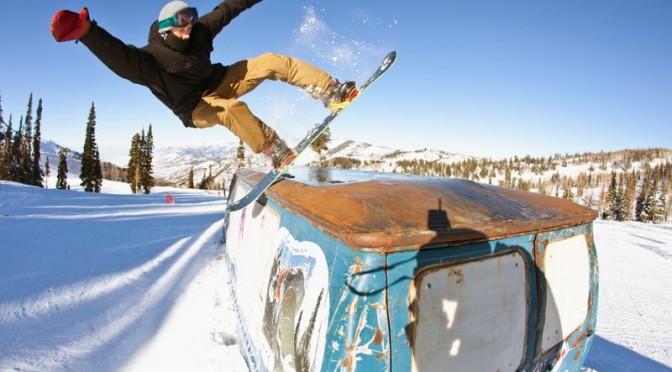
[235,169,598,251]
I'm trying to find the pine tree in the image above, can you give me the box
[141,125,155,194]
[21,94,34,185]
[208,166,214,189]
[187,167,195,189]
[643,177,659,223]
[198,166,216,190]
[0,92,5,145]
[614,176,627,221]
[623,171,637,220]
[635,175,651,222]
[602,172,620,220]
[236,139,245,169]
[0,118,12,180]
[311,127,331,167]
[56,149,69,190]
[562,177,574,200]
[598,185,607,213]
[127,133,142,194]
[31,98,43,187]
[11,116,24,183]
[126,126,155,194]
[653,184,667,223]
[199,170,207,190]
[44,156,51,188]
[0,92,4,129]
[80,103,103,192]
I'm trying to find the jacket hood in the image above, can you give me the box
[148,21,163,44]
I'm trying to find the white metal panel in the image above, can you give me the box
[411,252,528,372]
[226,192,330,371]
[541,234,591,352]
[226,196,282,370]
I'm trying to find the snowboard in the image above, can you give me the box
[226,51,397,212]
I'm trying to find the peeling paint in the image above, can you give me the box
[350,256,366,275]
[346,296,359,316]
[447,267,464,284]
[373,328,384,346]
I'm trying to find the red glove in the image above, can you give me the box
[51,8,91,42]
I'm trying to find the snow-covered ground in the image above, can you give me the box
[584,221,672,372]
[0,179,670,371]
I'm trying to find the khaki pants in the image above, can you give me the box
[191,53,333,153]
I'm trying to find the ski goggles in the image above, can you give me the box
[158,7,198,31]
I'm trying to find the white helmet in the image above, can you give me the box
[158,1,197,33]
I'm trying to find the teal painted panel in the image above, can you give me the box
[275,202,391,371]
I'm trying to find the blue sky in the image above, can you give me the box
[1,0,671,164]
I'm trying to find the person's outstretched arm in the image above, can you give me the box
[51,8,161,87]
[198,0,263,38]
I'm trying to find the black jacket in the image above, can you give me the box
[81,0,262,127]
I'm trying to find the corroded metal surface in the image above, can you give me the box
[235,170,598,251]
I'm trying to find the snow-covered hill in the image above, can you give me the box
[0,180,670,371]
[152,138,477,187]
[153,143,243,188]
[40,140,83,178]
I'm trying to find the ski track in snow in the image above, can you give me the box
[0,181,245,371]
[0,180,671,371]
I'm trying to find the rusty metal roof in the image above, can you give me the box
[235,170,598,252]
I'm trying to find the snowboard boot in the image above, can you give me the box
[322,80,359,112]
[263,137,297,169]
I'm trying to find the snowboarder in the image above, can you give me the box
[50,0,358,169]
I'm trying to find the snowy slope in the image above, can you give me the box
[0,179,245,371]
[0,179,670,371]
[584,221,672,371]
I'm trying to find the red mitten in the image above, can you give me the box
[51,8,91,42]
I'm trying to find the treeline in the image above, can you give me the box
[327,148,672,223]
[0,93,45,187]
[127,125,154,194]
[602,164,669,223]
[179,140,242,192]
[1,92,158,193]
[185,164,228,191]
[0,95,106,192]
[407,149,672,222]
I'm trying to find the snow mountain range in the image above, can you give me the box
[38,138,476,188]
[152,138,476,188]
